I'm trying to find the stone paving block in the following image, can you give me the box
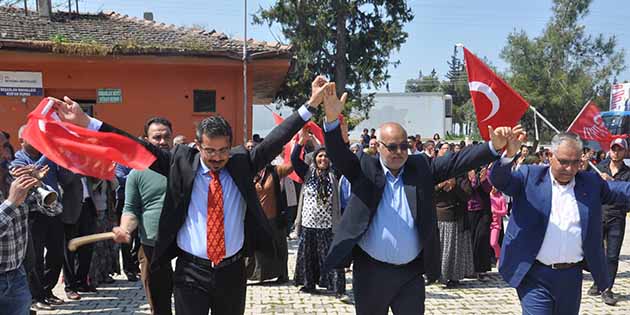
[37,231,630,314]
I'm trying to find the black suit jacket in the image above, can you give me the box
[98,111,308,268]
[323,126,499,278]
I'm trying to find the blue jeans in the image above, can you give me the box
[0,266,32,315]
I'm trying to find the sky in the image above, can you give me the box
[71,0,630,93]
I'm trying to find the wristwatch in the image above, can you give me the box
[307,104,318,114]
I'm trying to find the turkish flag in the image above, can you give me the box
[567,101,613,150]
[272,112,324,183]
[463,47,530,140]
[22,98,156,180]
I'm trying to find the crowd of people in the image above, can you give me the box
[0,77,628,315]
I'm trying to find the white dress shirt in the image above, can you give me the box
[536,170,583,265]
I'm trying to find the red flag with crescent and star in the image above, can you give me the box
[21,98,156,180]
[567,100,614,150]
[463,47,530,140]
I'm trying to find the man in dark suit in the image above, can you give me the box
[490,132,630,314]
[320,84,515,315]
[51,76,328,315]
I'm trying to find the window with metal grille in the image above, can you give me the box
[193,90,216,112]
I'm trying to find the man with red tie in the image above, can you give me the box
[51,77,327,315]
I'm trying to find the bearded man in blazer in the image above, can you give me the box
[319,84,520,315]
[51,76,328,315]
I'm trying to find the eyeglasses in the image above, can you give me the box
[379,141,409,153]
[199,145,230,156]
[554,157,581,167]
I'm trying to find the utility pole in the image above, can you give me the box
[242,0,248,144]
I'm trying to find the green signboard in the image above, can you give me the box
[97,88,122,104]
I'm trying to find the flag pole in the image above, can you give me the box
[533,110,539,141]
[529,106,560,133]
[566,99,593,132]
[529,105,602,176]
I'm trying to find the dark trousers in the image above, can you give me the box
[173,252,247,315]
[138,245,173,315]
[517,263,582,315]
[63,200,96,290]
[352,248,425,315]
[603,213,626,289]
[121,229,140,274]
[116,194,140,275]
[29,212,65,296]
[468,210,492,273]
[24,228,45,301]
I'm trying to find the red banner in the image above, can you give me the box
[567,101,613,150]
[22,98,156,179]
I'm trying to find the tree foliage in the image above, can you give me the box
[405,69,441,93]
[501,0,625,139]
[255,0,414,127]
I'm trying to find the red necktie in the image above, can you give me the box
[206,171,226,265]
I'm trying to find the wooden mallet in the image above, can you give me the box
[67,232,115,252]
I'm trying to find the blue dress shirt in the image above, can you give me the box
[177,104,314,260]
[357,160,422,264]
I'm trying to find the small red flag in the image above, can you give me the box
[22,98,156,180]
[567,101,613,150]
[463,47,530,140]
[272,112,324,183]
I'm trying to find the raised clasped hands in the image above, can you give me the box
[489,124,527,158]
[322,82,348,122]
[308,76,329,108]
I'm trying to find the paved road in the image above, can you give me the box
[40,226,630,314]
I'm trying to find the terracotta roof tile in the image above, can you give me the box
[0,6,291,59]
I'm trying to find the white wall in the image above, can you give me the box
[349,93,447,140]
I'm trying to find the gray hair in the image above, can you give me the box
[551,132,583,154]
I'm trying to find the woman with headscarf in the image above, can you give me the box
[290,128,345,298]
[459,165,493,280]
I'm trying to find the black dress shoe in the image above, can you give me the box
[126,272,139,282]
[45,294,65,305]
[602,289,618,306]
[299,286,316,294]
[32,300,53,311]
[65,290,81,300]
[77,283,98,293]
[103,275,115,284]
[274,276,289,284]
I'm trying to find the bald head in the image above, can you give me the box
[377,122,408,176]
[378,122,407,142]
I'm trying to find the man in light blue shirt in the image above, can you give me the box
[320,83,513,315]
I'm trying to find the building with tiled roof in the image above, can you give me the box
[0,6,291,60]
[0,4,293,145]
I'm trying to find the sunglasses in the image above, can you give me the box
[553,156,581,167]
[379,141,409,153]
